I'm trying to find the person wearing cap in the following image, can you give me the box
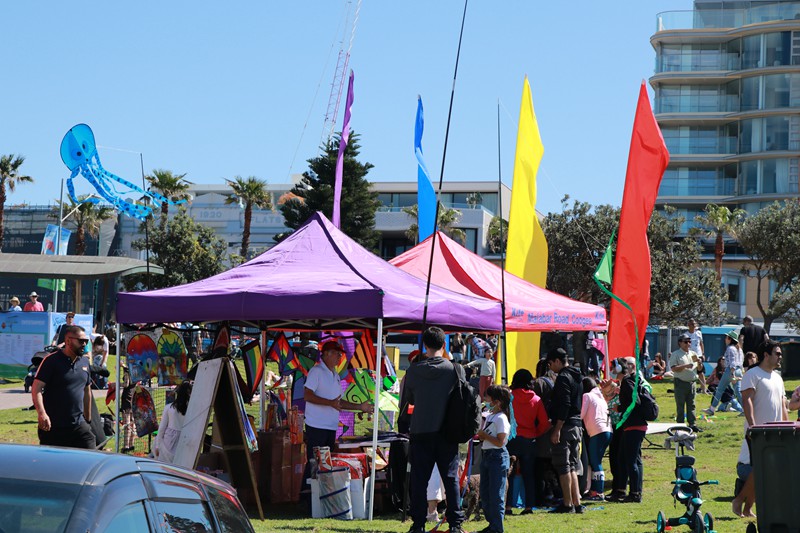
[739,315,769,357]
[23,292,44,312]
[302,340,372,479]
[54,312,76,346]
[704,330,745,416]
[7,297,22,312]
[669,333,701,432]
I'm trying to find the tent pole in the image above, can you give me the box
[259,329,267,431]
[496,100,509,384]
[114,323,121,452]
[368,319,383,521]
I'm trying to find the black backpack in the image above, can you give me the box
[441,364,481,443]
[636,384,659,422]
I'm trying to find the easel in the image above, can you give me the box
[174,358,264,519]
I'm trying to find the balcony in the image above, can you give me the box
[657,3,800,32]
[656,94,739,114]
[657,52,740,73]
[665,136,738,155]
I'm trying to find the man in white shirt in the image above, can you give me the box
[687,319,708,394]
[302,340,372,501]
[731,340,787,518]
[668,334,701,432]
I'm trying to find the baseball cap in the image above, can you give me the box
[678,333,691,342]
[320,340,345,353]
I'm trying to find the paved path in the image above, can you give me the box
[0,385,108,411]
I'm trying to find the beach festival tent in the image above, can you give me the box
[116,212,503,332]
[389,231,606,332]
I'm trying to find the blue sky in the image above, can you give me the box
[1,1,690,216]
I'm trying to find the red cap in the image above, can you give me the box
[408,349,421,362]
[320,340,345,353]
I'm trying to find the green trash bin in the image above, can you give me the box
[749,422,800,532]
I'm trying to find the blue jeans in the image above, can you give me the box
[410,432,464,529]
[587,432,612,494]
[481,447,510,533]
[711,367,743,409]
[622,429,645,494]
[507,436,536,508]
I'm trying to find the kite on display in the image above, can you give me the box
[156,329,189,386]
[60,123,185,220]
[233,338,264,403]
[266,332,306,376]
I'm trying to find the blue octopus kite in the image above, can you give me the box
[60,123,183,220]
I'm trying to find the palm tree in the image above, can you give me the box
[146,169,192,229]
[225,176,272,259]
[695,204,746,280]
[55,196,115,255]
[0,154,34,250]
[402,204,466,244]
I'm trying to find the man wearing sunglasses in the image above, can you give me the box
[31,325,95,449]
[669,333,701,432]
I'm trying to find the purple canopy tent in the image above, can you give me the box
[116,212,502,520]
[116,212,502,331]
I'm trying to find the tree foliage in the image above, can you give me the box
[694,204,745,280]
[280,132,381,251]
[401,203,466,244]
[736,200,800,333]
[648,208,730,327]
[52,195,115,256]
[542,197,729,326]
[486,216,508,254]
[0,154,34,250]
[146,169,192,229]
[225,175,272,259]
[124,207,228,291]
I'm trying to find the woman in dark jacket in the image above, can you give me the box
[617,357,647,503]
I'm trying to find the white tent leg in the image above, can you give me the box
[367,319,383,521]
[114,323,121,453]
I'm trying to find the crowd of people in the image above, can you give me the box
[27,315,798,529]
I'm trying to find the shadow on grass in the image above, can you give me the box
[8,420,36,425]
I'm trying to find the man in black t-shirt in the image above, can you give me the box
[32,325,95,449]
[739,315,769,356]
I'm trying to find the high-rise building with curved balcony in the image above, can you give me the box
[651,1,800,320]
[652,0,800,224]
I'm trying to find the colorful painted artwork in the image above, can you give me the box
[157,330,188,385]
[132,387,158,437]
[126,333,159,384]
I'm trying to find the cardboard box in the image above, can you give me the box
[290,443,307,502]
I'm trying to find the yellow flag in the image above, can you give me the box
[504,77,548,381]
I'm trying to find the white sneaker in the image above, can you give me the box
[426,511,439,522]
[703,407,715,416]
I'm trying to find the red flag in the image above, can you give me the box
[608,83,669,359]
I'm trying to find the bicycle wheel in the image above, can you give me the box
[703,512,714,532]
[693,511,706,533]
[656,511,666,533]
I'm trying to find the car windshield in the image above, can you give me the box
[0,479,81,533]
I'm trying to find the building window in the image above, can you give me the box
[464,228,478,253]
[380,237,414,260]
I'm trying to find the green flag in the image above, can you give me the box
[594,240,614,286]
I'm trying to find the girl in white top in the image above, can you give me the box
[476,384,511,533]
[153,380,193,464]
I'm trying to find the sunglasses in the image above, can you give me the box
[68,337,89,345]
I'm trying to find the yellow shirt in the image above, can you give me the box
[669,348,698,383]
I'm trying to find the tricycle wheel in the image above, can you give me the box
[656,511,666,533]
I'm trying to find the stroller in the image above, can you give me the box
[23,345,58,393]
[656,426,718,533]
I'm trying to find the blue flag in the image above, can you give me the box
[38,224,71,291]
[415,96,436,241]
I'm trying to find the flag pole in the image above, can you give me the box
[421,0,469,327]
[497,101,508,384]
[53,178,65,312]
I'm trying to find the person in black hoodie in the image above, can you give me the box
[617,356,648,503]
[546,347,585,514]
[402,327,465,533]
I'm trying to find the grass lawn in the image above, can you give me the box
[2,373,793,532]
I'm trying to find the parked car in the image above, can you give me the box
[0,443,255,533]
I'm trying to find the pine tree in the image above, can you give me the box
[280,132,381,251]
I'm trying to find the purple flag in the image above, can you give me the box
[332,70,354,228]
